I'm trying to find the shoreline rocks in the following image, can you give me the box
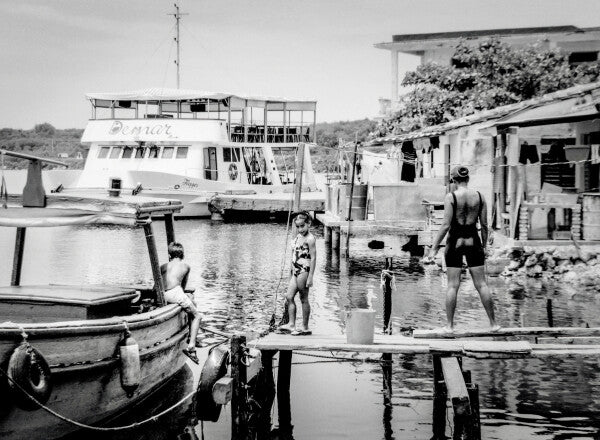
[488,246,600,292]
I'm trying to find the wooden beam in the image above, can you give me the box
[414,326,600,339]
[143,222,165,307]
[231,334,248,438]
[277,350,293,435]
[440,357,470,416]
[536,336,600,345]
[164,213,175,246]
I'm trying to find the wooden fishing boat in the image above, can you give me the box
[0,150,191,439]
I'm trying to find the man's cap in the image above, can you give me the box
[450,166,469,180]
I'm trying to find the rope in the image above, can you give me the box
[0,364,197,432]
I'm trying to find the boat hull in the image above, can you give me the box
[0,305,189,440]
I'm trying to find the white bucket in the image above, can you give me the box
[346,309,376,344]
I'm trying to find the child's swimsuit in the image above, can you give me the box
[444,191,486,268]
[292,235,311,276]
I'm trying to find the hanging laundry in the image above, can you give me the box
[519,142,540,164]
[591,144,600,164]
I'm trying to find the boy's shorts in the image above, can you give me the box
[164,285,195,312]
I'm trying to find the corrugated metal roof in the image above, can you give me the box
[391,26,581,43]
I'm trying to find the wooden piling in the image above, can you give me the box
[344,141,360,258]
[546,298,554,328]
[277,350,293,436]
[164,213,176,246]
[324,226,331,244]
[11,227,26,286]
[143,222,165,306]
[432,355,447,440]
[383,257,393,335]
[467,384,481,440]
[231,334,248,440]
[248,350,276,439]
[332,228,340,250]
[441,357,470,416]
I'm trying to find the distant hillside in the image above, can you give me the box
[0,119,376,172]
[0,123,85,169]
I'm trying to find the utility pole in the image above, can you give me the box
[168,3,188,89]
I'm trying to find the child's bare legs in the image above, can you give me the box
[296,272,310,331]
[279,276,299,330]
[469,265,499,330]
[187,305,201,350]
[445,267,462,331]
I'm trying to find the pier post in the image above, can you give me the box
[546,298,554,327]
[324,226,331,245]
[143,222,166,306]
[164,213,176,246]
[332,228,340,250]
[248,350,276,439]
[432,355,447,440]
[231,334,248,440]
[277,350,293,437]
[383,257,393,335]
[467,384,481,440]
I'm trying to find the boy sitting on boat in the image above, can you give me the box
[161,242,201,364]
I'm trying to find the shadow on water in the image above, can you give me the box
[2,221,600,439]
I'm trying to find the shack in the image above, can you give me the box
[369,81,600,245]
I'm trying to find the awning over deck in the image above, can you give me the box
[86,88,317,112]
[0,193,183,228]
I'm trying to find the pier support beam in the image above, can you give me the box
[324,226,331,244]
[432,355,447,440]
[231,334,248,440]
[331,228,340,250]
[277,350,293,437]
[11,227,26,286]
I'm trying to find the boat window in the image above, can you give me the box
[176,147,189,159]
[204,147,218,180]
[122,146,133,159]
[148,146,160,159]
[162,147,174,159]
[98,147,110,159]
[109,147,122,159]
[223,147,241,162]
[135,147,146,159]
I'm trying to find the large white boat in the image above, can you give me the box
[73,88,320,217]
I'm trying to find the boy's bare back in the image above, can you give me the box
[161,259,190,291]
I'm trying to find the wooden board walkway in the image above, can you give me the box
[210,191,324,213]
[413,326,600,339]
[248,331,600,359]
[316,212,425,236]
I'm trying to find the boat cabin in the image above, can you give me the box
[78,89,317,190]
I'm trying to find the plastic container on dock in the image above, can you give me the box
[345,309,376,345]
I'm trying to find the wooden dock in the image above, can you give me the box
[209,190,324,217]
[316,212,425,255]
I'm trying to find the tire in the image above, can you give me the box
[7,343,52,411]
[196,345,229,422]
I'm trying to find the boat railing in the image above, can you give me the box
[229,124,311,143]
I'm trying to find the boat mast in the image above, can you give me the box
[169,3,188,89]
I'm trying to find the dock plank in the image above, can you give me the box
[440,357,470,416]
[413,327,600,339]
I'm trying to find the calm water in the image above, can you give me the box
[2,220,600,439]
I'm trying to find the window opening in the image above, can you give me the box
[135,147,146,159]
[98,147,110,159]
[162,147,174,159]
[176,146,189,159]
[109,147,122,159]
[122,146,133,159]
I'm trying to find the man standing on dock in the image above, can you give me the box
[425,166,500,333]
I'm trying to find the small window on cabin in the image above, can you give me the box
[135,147,146,159]
[162,147,174,159]
[98,147,110,159]
[176,147,189,159]
[148,146,159,159]
[122,146,133,159]
[109,147,122,159]
[223,147,241,162]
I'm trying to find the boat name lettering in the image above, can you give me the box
[109,121,174,137]
[180,178,199,189]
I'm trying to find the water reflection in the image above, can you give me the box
[2,220,600,439]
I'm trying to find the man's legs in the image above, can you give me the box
[469,265,499,330]
[445,267,462,331]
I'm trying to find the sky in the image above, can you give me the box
[1,0,600,129]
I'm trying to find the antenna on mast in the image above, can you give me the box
[168,3,188,89]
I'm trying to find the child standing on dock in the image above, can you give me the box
[279,211,317,336]
[161,242,202,364]
[425,166,500,333]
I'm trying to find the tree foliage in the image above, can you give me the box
[382,38,600,134]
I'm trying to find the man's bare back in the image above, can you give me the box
[161,259,190,291]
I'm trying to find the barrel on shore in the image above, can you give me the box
[343,183,368,220]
